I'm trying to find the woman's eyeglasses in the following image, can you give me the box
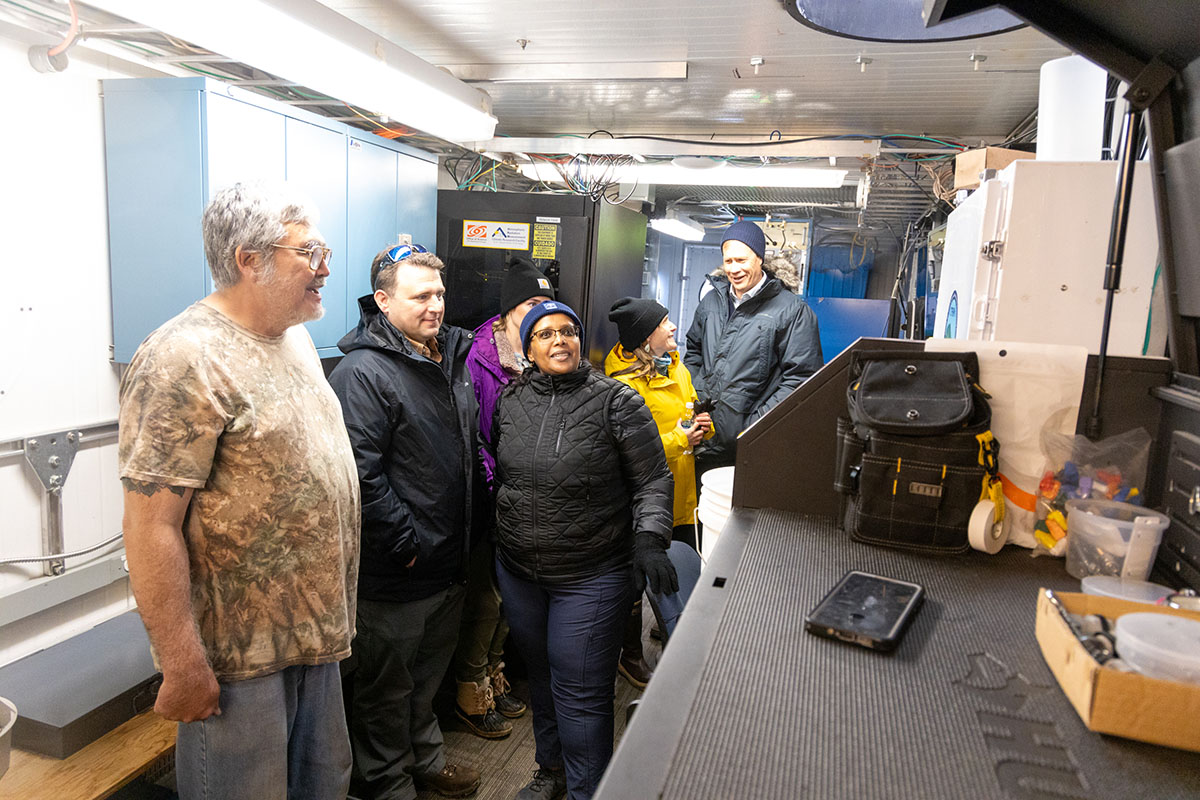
[531,325,580,342]
[383,243,429,265]
[272,243,332,271]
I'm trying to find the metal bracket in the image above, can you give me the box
[980,241,1004,261]
[23,430,82,577]
[24,430,81,491]
[1124,55,1177,111]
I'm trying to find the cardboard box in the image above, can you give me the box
[1035,590,1200,752]
[954,146,1035,190]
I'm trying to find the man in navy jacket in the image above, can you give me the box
[684,221,824,482]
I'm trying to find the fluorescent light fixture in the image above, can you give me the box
[87,0,497,143]
[518,161,847,188]
[650,216,706,241]
[650,208,705,241]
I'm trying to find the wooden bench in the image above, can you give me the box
[0,711,174,800]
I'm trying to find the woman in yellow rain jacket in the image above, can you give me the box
[605,297,714,550]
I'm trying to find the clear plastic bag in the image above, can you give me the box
[1032,409,1152,557]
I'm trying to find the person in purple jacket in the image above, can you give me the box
[452,257,554,738]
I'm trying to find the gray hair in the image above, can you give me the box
[202,183,317,290]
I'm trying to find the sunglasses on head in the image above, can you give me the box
[384,243,429,265]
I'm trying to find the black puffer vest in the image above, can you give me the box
[493,365,673,584]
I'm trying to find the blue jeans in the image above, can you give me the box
[175,661,351,800]
[497,560,635,800]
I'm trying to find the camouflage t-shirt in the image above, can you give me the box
[118,302,360,681]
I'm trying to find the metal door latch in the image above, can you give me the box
[980,241,1004,261]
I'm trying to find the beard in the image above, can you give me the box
[257,263,325,328]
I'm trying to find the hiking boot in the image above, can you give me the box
[618,652,653,688]
[514,767,567,800]
[456,679,513,739]
[488,661,527,719]
[618,598,653,689]
[414,763,481,798]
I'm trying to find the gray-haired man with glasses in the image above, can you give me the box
[329,244,484,800]
[118,182,360,799]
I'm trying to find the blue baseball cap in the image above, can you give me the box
[519,300,585,355]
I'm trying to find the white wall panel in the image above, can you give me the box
[0,31,146,667]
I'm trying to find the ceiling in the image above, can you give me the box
[318,0,1067,141]
[316,0,1068,229]
[4,0,1073,230]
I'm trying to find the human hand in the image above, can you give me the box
[155,659,221,722]
[677,420,706,447]
[408,556,417,568]
[633,533,679,595]
[693,412,712,432]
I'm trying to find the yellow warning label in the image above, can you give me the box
[532,224,557,259]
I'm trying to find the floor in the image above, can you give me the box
[416,625,658,800]
[115,623,660,800]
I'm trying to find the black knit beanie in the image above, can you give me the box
[608,296,669,352]
[500,257,555,316]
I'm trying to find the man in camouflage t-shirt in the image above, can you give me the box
[118,184,360,800]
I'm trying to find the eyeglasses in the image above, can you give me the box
[531,325,580,342]
[272,243,332,271]
[383,243,429,265]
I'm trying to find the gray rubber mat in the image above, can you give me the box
[658,511,1200,800]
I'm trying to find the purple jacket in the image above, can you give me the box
[466,314,512,485]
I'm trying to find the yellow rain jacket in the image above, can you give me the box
[604,345,715,527]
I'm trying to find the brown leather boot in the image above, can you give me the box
[455,678,513,739]
[487,661,527,719]
[414,762,481,798]
[617,599,653,689]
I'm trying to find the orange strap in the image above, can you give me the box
[998,472,1038,513]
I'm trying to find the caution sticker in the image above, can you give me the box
[463,220,530,250]
[532,223,557,259]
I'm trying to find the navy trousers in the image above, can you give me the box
[496,559,635,800]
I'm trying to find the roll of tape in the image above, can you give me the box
[969,499,1008,554]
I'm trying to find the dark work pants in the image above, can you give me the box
[496,559,635,800]
[349,586,465,800]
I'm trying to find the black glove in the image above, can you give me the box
[633,533,678,596]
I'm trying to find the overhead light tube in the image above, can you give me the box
[650,211,705,241]
[518,161,847,188]
[86,0,498,143]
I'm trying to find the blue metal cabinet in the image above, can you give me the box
[344,136,438,330]
[346,138,398,311]
[286,118,348,348]
[102,77,436,361]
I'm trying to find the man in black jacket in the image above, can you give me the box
[328,245,481,800]
[683,221,824,482]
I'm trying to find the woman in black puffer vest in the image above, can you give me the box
[493,301,675,800]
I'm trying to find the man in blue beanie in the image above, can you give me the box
[683,220,823,482]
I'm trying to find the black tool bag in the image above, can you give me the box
[835,350,999,554]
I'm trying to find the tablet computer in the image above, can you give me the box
[804,570,925,651]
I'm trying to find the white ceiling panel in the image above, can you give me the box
[319,0,1069,140]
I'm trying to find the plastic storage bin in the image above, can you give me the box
[1080,576,1174,605]
[1065,499,1169,580]
[1114,613,1200,684]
